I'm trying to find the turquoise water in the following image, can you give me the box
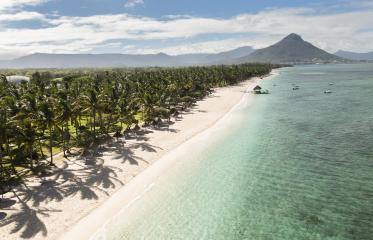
[105,64,373,240]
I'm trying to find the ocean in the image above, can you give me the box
[103,64,373,240]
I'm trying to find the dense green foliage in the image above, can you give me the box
[0,63,276,186]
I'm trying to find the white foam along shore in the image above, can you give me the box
[0,73,271,240]
[59,75,268,240]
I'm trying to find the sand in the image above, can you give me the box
[0,77,262,240]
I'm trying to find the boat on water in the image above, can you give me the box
[293,86,300,90]
[324,89,332,94]
[329,83,334,85]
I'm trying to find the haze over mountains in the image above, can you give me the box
[334,50,373,61]
[0,34,353,69]
[0,46,254,69]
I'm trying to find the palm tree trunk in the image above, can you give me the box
[29,147,33,170]
[35,139,40,168]
[62,125,66,158]
[39,129,46,158]
[93,109,96,140]
[38,140,45,159]
[49,126,53,165]
[99,112,103,133]
[107,112,113,135]
[6,138,16,175]
[75,123,79,141]
[66,122,70,154]
[0,144,4,198]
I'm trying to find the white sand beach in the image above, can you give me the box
[0,77,263,240]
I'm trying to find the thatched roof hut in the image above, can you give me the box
[253,85,262,90]
[253,85,262,94]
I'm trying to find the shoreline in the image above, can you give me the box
[59,76,264,240]
[1,74,269,240]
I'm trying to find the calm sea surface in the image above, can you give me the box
[104,64,373,240]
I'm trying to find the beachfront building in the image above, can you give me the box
[6,75,30,84]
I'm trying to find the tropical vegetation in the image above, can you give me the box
[0,63,277,190]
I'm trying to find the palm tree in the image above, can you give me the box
[15,120,38,169]
[80,87,99,141]
[0,63,276,181]
[57,91,72,157]
[0,76,8,188]
[0,100,7,191]
[17,89,46,159]
[38,99,59,165]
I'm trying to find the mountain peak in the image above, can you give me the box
[238,33,345,64]
[156,52,169,56]
[282,33,303,42]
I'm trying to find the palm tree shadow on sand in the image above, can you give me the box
[0,192,60,239]
[0,139,135,238]
[0,122,179,238]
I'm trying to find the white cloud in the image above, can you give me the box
[1,4,373,57]
[0,11,46,22]
[124,0,144,8]
[0,0,49,28]
[0,0,49,12]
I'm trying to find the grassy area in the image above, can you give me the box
[2,112,143,172]
[41,146,62,156]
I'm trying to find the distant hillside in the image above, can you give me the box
[237,33,347,64]
[0,33,357,68]
[204,46,254,62]
[0,46,254,69]
[334,50,373,61]
[0,53,178,69]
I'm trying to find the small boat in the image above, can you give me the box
[293,86,300,90]
[324,90,332,94]
[329,83,334,86]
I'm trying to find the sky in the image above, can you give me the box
[0,0,373,59]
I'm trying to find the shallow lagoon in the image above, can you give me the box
[103,64,373,240]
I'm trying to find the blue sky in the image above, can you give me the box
[0,0,372,59]
[31,0,365,18]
